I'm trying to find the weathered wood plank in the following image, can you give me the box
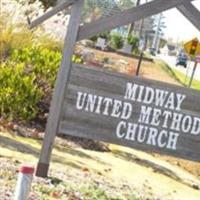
[69,64,200,96]
[66,64,200,113]
[59,121,200,162]
[64,84,200,116]
[29,0,76,29]
[61,102,200,139]
[62,83,200,142]
[177,1,200,31]
[77,0,194,41]
[36,0,84,177]
[58,64,200,162]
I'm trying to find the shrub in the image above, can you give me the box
[0,62,42,120]
[0,6,62,60]
[6,46,84,119]
[11,46,83,87]
[37,34,63,51]
[90,31,110,42]
[0,2,65,122]
[109,34,124,50]
[0,12,35,60]
[11,46,62,86]
[0,1,84,122]
[72,54,84,64]
[127,35,139,51]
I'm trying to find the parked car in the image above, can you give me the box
[148,48,156,56]
[176,52,188,68]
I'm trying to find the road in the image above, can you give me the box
[158,55,200,81]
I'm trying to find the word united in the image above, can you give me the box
[75,82,200,150]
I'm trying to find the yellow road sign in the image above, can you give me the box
[184,38,200,57]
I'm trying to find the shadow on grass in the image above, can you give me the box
[35,137,94,160]
[54,144,93,160]
[112,149,181,181]
[0,135,40,156]
[0,135,110,169]
[0,135,81,169]
[158,60,186,86]
[112,149,200,190]
[54,143,111,167]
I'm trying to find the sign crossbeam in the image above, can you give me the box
[29,0,200,40]
[29,0,77,29]
[177,1,200,32]
[77,0,194,41]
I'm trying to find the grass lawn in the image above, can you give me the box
[0,131,142,200]
[1,131,200,200]
[156,60,200,90]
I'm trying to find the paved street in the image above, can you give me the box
[158,55,200,81]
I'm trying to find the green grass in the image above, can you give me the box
[0,132,141,200]
[157,60,200,90]
[171,68,200,90]
[1,131,200,199]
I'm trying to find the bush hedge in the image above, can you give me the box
[109,34,124,50]
[0,45,84,121]
[11,46,62,86]
[0,62,42,120]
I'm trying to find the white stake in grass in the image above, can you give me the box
[14,165,35,200]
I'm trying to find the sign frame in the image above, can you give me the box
[59,64,200,162]
[29,0,200,177]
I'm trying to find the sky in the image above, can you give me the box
[163,1,200,42]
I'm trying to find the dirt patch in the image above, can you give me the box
[75,45,181,86]
[155,154,200,180]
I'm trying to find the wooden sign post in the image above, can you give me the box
[34,0,84,177]
[29,0,200,177]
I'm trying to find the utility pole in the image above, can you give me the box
[152,13,162,52]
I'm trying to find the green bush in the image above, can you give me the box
[72,54,84,64]
[90,31,110,42]
[109,34,124,50]
[11,46,83,87]
[0,62,42,120]
[0,46,85,121]
[11,46,62,86]
[127,35,139,51]
[0,10,84,122]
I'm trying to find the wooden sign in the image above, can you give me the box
[58,64,200,162]
[30,0,200,177]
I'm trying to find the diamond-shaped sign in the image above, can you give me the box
[184,38,200,57]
